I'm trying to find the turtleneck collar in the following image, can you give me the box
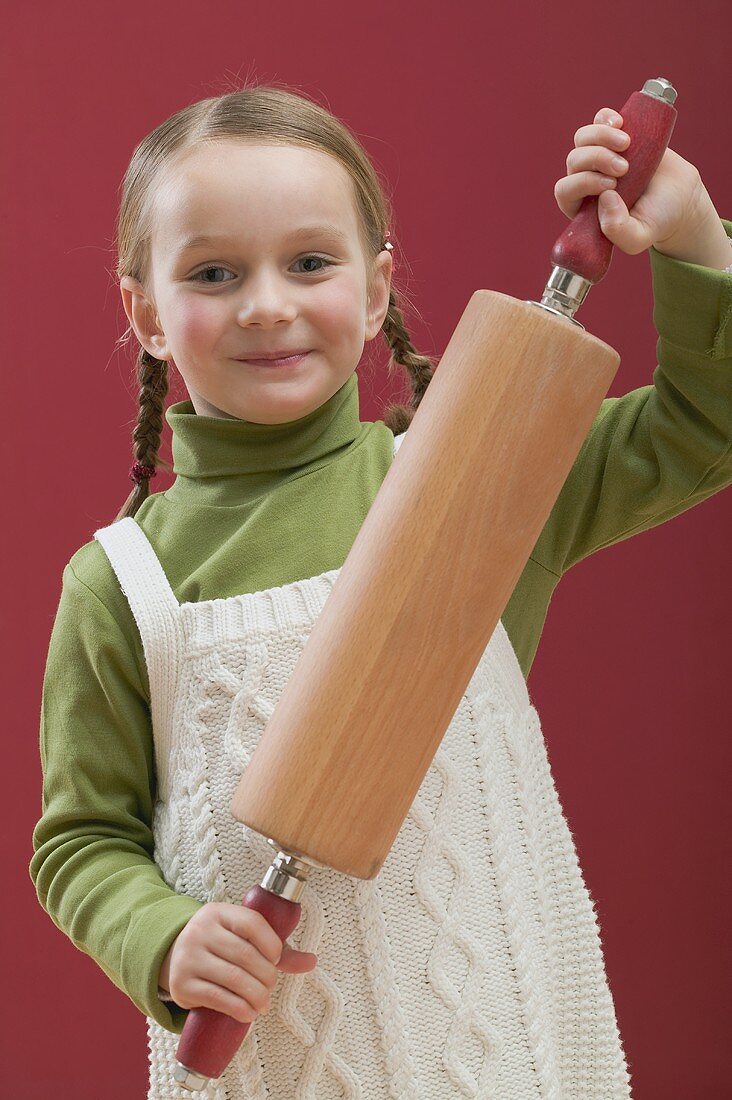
[164,371,370,507]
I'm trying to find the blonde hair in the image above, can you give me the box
[113,82,439,521]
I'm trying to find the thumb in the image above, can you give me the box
[597,189,651,255]
[276,940,318,972]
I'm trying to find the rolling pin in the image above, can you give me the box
[172,76,678,1090]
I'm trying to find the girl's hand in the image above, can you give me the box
[554,106,716,258]
[159,902,318,1025]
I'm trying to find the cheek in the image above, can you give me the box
[317,280,365,339]
[173,297,222,348]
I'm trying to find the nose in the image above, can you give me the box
[235,268,299,327]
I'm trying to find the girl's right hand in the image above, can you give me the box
[159,902,318,1024]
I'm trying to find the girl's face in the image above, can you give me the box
[120,141,392,423]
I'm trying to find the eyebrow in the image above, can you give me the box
[176,223,350,255]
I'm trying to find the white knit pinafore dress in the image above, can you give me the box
[94,435,633,1100]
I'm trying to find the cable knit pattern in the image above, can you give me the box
[93,436,633,1099]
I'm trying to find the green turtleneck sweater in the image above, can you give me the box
[30,227,732,1035]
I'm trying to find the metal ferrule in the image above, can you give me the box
[259,837,328,902]
[174,1063,209,1091]
[524,264,592,329]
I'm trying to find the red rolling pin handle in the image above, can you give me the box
[550,81,678,284]
[174,885,302,1087]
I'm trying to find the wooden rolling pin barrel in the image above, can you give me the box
[172,76,678,1090]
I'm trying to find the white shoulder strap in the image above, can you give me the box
[94,515,179,622]
[94,517,182,797]
[393,432,406,455]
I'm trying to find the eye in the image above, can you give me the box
[190,255,334,284]
[190,266,235,284]
[293,255,333,274]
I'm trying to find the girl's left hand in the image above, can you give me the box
[554,106,713,257]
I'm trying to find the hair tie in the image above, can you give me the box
[130,461,157,485]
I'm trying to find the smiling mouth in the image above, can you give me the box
[236,351,312,368]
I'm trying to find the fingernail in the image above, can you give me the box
[602,190,620,208]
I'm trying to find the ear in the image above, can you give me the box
[119,275,172,361]
[364,249,393,342]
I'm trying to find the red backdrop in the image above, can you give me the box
[6,1,730,1096]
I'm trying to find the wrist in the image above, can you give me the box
[654,196,732,270]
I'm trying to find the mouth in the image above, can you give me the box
[235,350,312,369]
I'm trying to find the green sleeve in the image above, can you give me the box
[28,560,203,1034]
[533,217,732,576]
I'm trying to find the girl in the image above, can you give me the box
[30,84,732,1099]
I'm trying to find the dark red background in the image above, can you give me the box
[5,1,730,1096]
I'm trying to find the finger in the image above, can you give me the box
[593,107,623,126]
[573,122,631,153]
[277,943,319,973]
[566,145,629,178]
[554,171,618,220]
[597,190,655,255]
[213,925,279,989]
[219,904,284,965]
[202,951,274,1015]
[186,977,260,1025]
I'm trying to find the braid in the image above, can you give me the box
[114,348,173,522]
[379,288,440,435]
